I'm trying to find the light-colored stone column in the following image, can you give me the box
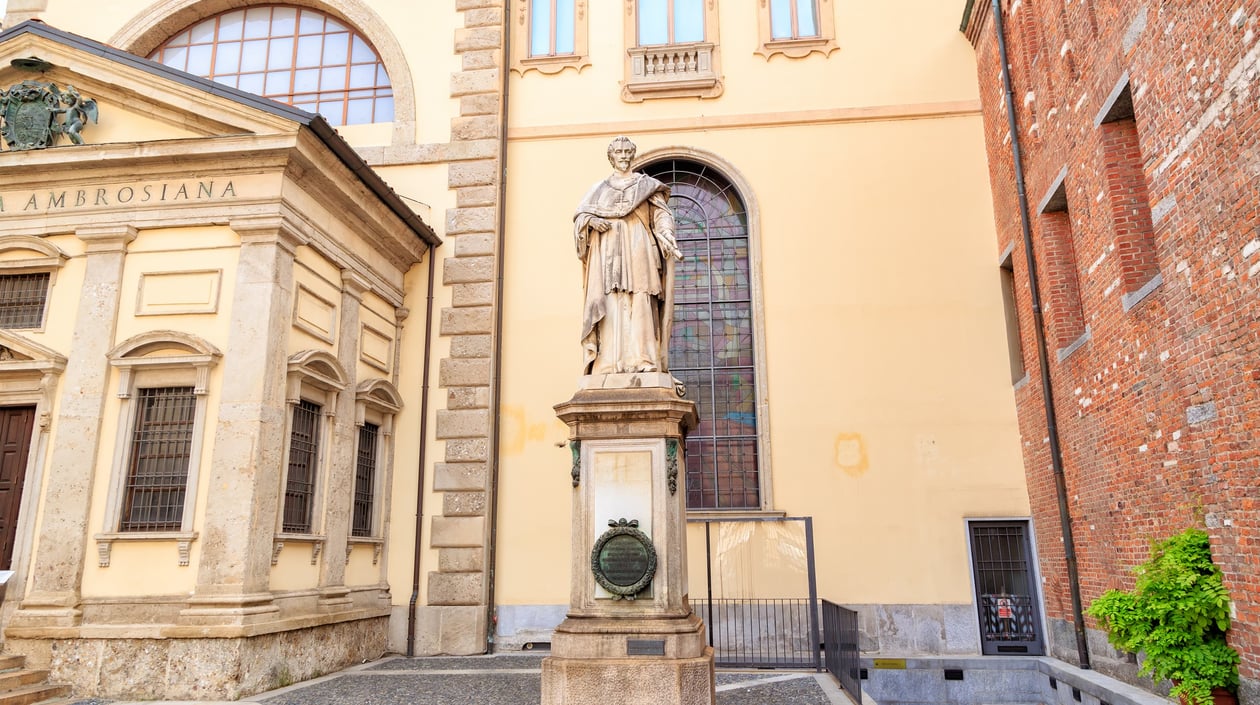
[418,0,506,656]
[315,271,369,611]
[9,225,135,630]
[176,217,300,628]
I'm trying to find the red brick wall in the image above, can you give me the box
[966,0,1260,690]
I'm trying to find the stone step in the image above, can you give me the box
[0,672,49,692]
[0,657,24,674]
[0,683,70,705]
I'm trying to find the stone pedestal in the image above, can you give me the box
[543,375,715,705]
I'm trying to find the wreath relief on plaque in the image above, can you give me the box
[591,518,657,600]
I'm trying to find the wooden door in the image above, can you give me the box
[0,406,35,570]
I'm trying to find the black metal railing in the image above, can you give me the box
[692,598,819,669]
[822,600,861,700]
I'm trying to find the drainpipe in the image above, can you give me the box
[483,0,513,653]
[406,247,437,658]
[988,0,1091,669]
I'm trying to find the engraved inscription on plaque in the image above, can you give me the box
[599,534,650,586]
[591,518,657,600]
[627,639,666,656]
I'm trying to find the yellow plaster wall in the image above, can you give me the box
[508,0,980,128]
[494,114,1024,608]
[77,229,240,597]
[386,254,443,607]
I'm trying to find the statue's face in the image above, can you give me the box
[609,144,636,172]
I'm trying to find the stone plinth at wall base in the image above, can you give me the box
[3,616,386,700]
[541,648,716,705]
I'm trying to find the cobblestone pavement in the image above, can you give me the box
[74,653,858,705]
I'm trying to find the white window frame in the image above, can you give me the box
[96,331,220,568]
[755,0,838,60]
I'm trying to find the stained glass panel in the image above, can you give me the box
[646,159,759,510]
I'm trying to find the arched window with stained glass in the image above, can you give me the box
[643,159,760,511]
[148,5,393,126]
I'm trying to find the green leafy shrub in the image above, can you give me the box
[1086,528,1239,705]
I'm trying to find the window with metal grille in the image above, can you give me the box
[120,387,196,532]
[0,272,50,329]
[352,422,379,537]
[638,0,705,45]
[148,6,393,126]
[283,399,321,533]
[644,159,759,510]
[769,0,820,39]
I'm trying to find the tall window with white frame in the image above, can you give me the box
[147,6,393,125]
[530,0,576,57]
[638,0,705,45]
[283,399,322,534]
[644,159,760,511]
[351,422,379,538]
[770,0,819,39]
[120,387,197,531]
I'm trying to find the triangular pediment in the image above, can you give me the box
[0,22,437,253]
[0,21,309,145]
[0,329,67,371]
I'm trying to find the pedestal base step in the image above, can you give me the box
[541,649,716,705]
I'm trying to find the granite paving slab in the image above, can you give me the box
[261,673,543,705]
[368,654,545,671]
[717,675,834,705]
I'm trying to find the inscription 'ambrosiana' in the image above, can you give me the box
[0,179,238,213]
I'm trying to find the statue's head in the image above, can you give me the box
[606,135,637,170]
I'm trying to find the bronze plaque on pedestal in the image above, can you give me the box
[591,518,656,600]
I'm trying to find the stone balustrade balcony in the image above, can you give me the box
[623,42,722,101]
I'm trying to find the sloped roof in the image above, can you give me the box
[0,20,440,247]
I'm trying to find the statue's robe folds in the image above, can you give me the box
[574,173,676,374]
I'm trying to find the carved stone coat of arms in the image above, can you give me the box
[0,80,98,151]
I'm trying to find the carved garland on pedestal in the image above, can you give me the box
[666,438,679,495]
[570,439,581,487]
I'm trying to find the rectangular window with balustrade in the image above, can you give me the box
[623,0,722,101]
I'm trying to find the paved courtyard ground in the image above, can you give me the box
[69,652,858,705]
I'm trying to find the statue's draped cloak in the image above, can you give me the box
[574,173,674,372]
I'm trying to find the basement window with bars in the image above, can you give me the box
[120,387,196,532]
[283,399,322,534]
[0,272,50,329]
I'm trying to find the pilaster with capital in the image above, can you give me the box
[11,225,134,629]
[178,217,302,626]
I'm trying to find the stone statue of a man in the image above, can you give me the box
[574,136,682,375]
